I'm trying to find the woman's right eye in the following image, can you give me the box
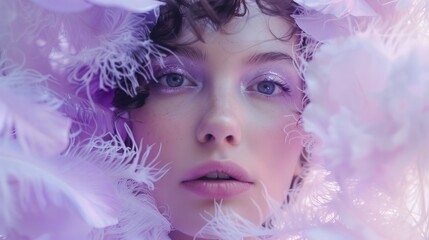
[158,72,196,88]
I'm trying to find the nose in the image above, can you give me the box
[196,93,242,146]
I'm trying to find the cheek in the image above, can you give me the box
[130,105,190,143]
[249,117,302,201]
[258,145,301,200]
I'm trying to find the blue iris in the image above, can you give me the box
[165,73,184,87]
[257,80,276,95]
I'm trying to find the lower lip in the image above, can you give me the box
[182,180,253,199]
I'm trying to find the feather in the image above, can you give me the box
[29,0,162,13]
[293,0,377,18]
[62,126,171,239]
[303,225,362,240]
[292,0,414,43]
[0,88,71,156]
[3,0,166,108]
[302,25,429,239]
[195,201,279,240]
[0,0,16,42]
[0,141,119,239]
[89,0,164,13]
[104,181,171,240]
[60,94,117,143]
[0,55,71,157]
[70,124,169,190]
[292,11,356,43]
[29,0,92,12]
[67,9,169,103]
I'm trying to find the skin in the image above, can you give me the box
[130,3,303,239]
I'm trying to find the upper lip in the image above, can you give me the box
[182,161,253,183]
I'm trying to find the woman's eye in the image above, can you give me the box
[163,73,184,87]
[257,81,277,95]
[158,73,196,88]
[247,78,290,96]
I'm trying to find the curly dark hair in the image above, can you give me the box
[113,0,301,110]
[151,0,300,48]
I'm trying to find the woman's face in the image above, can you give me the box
[130,4,303,238]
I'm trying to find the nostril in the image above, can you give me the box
[205,134,214,142]
[202,134,235,144]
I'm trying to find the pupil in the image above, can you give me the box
[257,81,275,95]
[166,74,184,87]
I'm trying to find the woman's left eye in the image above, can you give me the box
[247,76,290,96]
[256,80,278,95]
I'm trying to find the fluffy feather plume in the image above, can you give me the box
[2,0,165,103]
[30,0,163,13]
[195,200,280,240]
[292,0,410,42]
[0,54,71,156]
[60,94,117,142]
[0,0,16,42]
[67,126,171,240]
[67,9,168,103]
[0,141,120,240]
[89,0,164,13]
[69,124,169,189]
[103,180,171,240]
[294,0,377,18]
[0,121,170,239]
[302,28,429,239]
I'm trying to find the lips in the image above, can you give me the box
[181,161,254,199]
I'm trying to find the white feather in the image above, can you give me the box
[195,201,278,240]
[67,9,171,101]
[0,141,119,236]
[89,0,164,13]
[69,124,169,190]
[0,88,71,156]
[104,181,171,240]
[0,55,71,156]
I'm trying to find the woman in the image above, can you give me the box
[114,1,306,238]
[1,0,428,239]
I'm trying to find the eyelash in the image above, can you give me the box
[269,78,290,93]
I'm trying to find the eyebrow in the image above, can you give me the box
[168,47,293,65]
[172,46,206,61]
[246,52,293,64]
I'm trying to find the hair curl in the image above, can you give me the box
[151,0,300,48]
